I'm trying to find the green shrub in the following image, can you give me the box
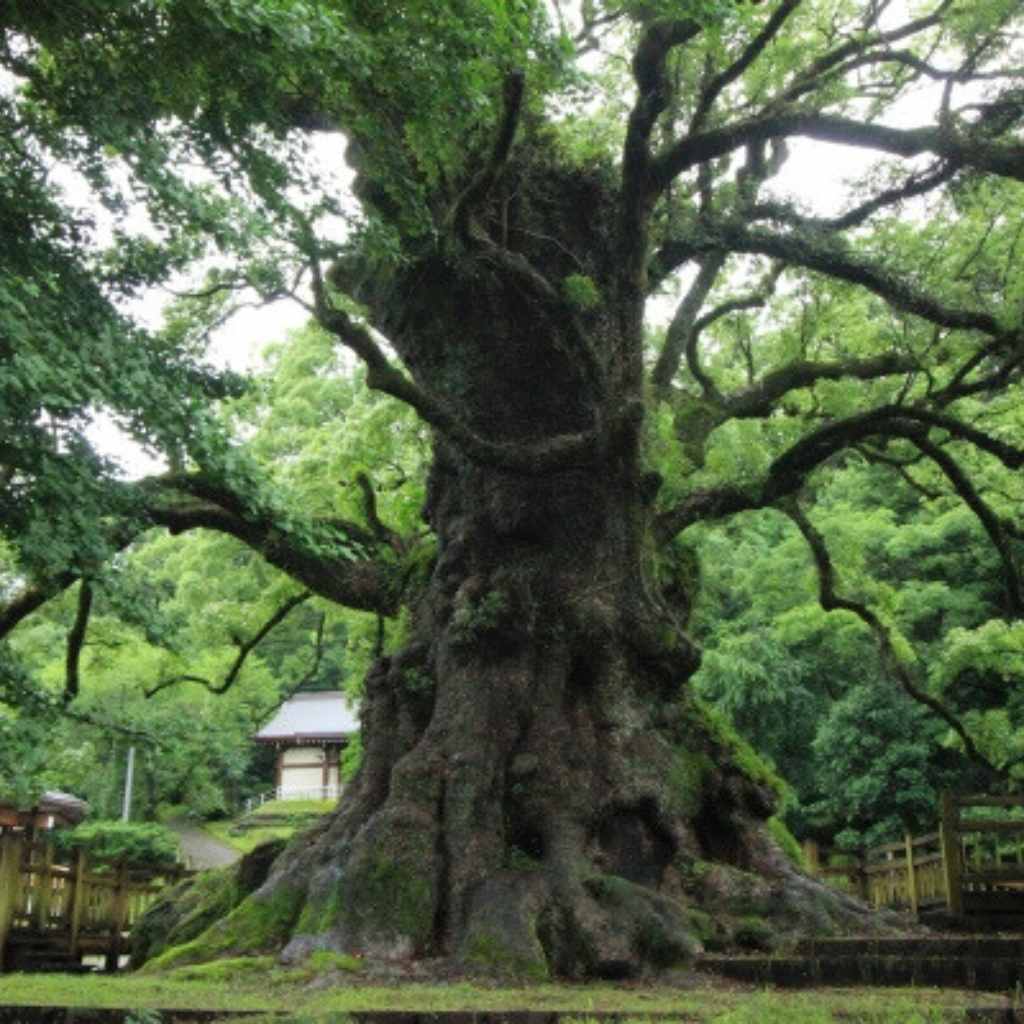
[53,819,180,867]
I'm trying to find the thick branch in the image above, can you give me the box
[651,109,1024,192]
[620,18,703,294]
[1,573,79,642]
[63,580,93,705]
[784,500,1000,778]
[142,475,401,616]
[725,353,917,419]
[656,403,1024,541]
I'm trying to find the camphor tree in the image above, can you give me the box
[3,0,1024,977]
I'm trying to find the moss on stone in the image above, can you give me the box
[732,915,776,951]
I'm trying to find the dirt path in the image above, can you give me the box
[167,818,241,870]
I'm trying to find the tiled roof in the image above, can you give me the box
[255,690,360,742]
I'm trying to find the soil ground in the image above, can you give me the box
[167,818,242,870]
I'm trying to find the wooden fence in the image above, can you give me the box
[805,792,1024,917]
[0,831,190,971]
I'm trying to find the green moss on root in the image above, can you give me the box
[146,884,304,970]
[339,857,434,950]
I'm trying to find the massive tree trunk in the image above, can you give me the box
[149,147,882,980]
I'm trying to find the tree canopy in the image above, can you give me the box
[3,0,1024,978]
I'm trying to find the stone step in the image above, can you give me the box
[699,954,1024,990]
[794,936,1024,958]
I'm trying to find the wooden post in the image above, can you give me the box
[106,861,129,972]
[0,833,20,970]
[855,851,869,903]
[67,849,87,963]
[33,842,53,931]
[940,791,963,916]
[904,832,918,917]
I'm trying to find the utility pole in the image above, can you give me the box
[121,746,135,822]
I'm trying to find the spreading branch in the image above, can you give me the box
[656,404,1024,542]
[783,500,1001,779]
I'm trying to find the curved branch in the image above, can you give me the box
[1,573,80,642]
[63,580,93,705]
[905,432,1022,617]
[451,70,525,244]
[620,18,703,293]
[725,353,917,419]
[652,252,727,399]
[783,500,1001,778]
[145,591,312,698]
[856,444,943,501]
[748,161,958,234]
[142,475,401,616]
[656,403,1024,541]
[683,220,1003,337]
[651,107,1024,193]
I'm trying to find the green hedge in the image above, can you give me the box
[52,820,180,867]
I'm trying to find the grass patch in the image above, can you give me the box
[0,972,1010,1022]
[204,820,294,855]
[248,799,335,818]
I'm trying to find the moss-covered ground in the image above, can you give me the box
[0,968,1013,1022]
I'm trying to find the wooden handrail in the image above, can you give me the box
[0,833,193,972]
[805,791,1024,918]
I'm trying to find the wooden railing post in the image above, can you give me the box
[940,791,963,915]
[67,849,87,962]
[105,861,129,972]
[856,851,869,903]
[0,833,21,970]
[904,832,918,916]
[32,841,53,931]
